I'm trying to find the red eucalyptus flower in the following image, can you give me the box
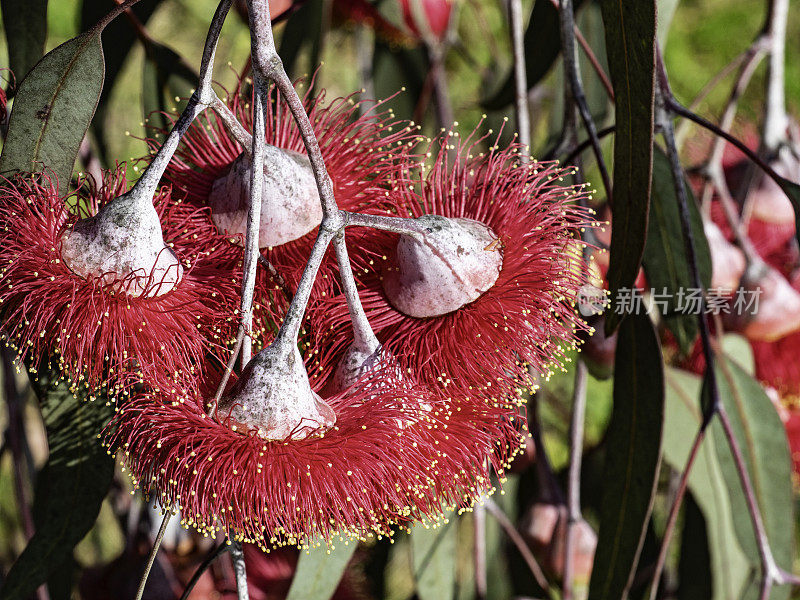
[108,360,525,548]
[155,79,420,299]
[399,0,453,41]
[306,135,594,397]
[0,171,241,396]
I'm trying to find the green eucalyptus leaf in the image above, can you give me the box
[709,357,795,600]
[411,515,457,600]
[602,0,656,334]
[642,146,711,353]
[663,367,750,600]
[285,541,357,600]
[0,33,105,186]
[589,312,664,600]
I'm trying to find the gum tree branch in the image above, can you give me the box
[245,0,380,354]
[655,46,798,599]
[562,359,587,600]
[483,498,554,598]
[180,540,230,600]
[557,0,611,199]
[506,0,530,156]
[763,0,789,152]
[135,510,173,600]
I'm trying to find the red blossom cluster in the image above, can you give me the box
[0,77,595,548]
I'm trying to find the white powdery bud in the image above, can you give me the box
[60,190,183,298]
[218,344,335,441]
[208,145,327,248]
[332,342,384,393]
[382,215,503,318]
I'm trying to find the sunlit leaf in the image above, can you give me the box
[411,515,457,600]
[709,357,795,600]
[663,367,750,600]
[0,33,105,186]
[285,541,357,600]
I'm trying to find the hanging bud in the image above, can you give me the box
[330,342,385,393]
[60,189,183,298]
[208,145,327,248]
[521,502,597,587]
[705,221,745,291]
[382,215,503,318]
[399,0,454,42]
[730,262,800,342]
[217,343,335,440]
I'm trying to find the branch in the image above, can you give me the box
[506,0,530,156]
[647,426,708,600]
[562,359,587,600]
[557,0,612,200]
[180,540,230,600]
[246,0,379,354]
[230,540,249,600]
[135,511,172,600]
[484,498,554,598]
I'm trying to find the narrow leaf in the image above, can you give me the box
[482,0,588,110]
[285,542,357,600]
[663,368,750,600]
[588,312,664,600]
[411,516,457,600]
[0,369,114,600]
[677,494,713,600]
[642,146,712,353]
[0,33,105,186]
[0,0,48,87]
[710,357,795,600]
[602,0,656,334]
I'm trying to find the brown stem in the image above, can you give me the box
[484,498,554,598]
[557,0,612,201]
[135,511,172,600]
[473,504,487,600]
[647,426,708,600]
[562,359,587,600]
[180,540,230,600]
[507,0,530,156]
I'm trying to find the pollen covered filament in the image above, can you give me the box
[59,190,183,298]
[208,145,327,248]
[217,343,336,441]
[382,214,503,318]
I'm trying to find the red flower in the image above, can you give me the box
[155,78,420,299]
[399,0,453,41]
[306,136,594,398]
[0,171,241,396]
[108,360,524,547]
